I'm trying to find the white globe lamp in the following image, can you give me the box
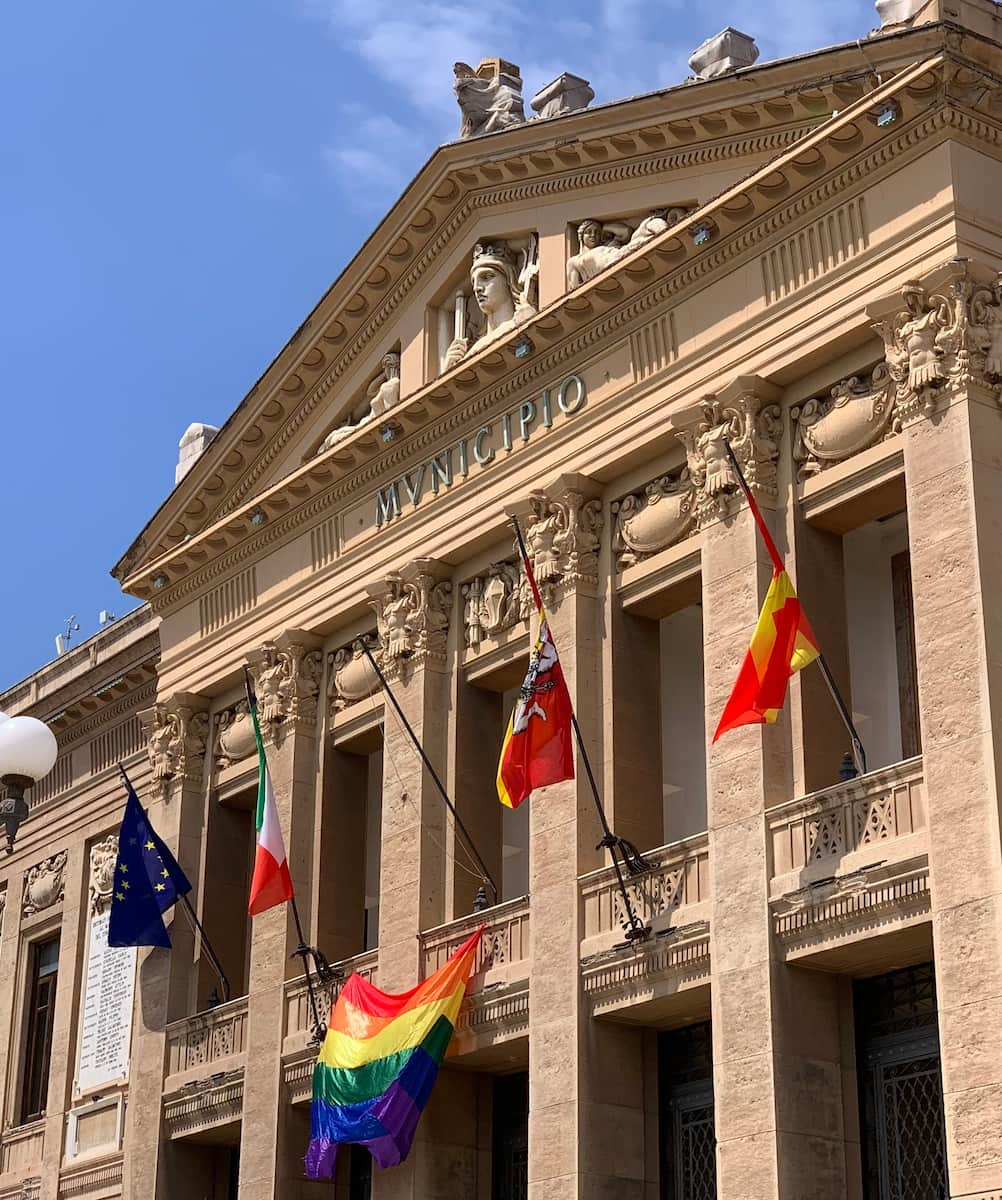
[0,713,58,853]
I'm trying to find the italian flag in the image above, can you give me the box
[247,692,295,916]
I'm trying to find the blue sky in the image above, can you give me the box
[0,0,876,692]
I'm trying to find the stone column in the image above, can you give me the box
[515,475,648,1200]
[367,559,455,1200]
[682,379,847,1198]
[900,381,1002,1193]
[237,633,323,1200]
[124,695,209,1200]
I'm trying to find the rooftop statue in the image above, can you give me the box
[566,209,690,289]
[445,238,539,368]
[530,73,594,119]
[454,58,525,139]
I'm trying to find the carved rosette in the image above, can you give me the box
[612,467,696,569]
[462,558,532,651]
[23,851,68,917]
[328,634,383,713]
[215,700,255,769]
[674,385,781,529]
[792,364,897,480]
[246,638,323,737]
[140,697,210,801]
[370,562,452,674]
[867,260,1002,428]
[525,482,604,597]
[89,835,118,915]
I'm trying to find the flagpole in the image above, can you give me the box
[359,642,500,907]
[721,440,867,777]
[510,517,650,944]
[117,763,232,1003]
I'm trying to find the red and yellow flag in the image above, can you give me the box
[713,490,820,740]
[496,545,574,809]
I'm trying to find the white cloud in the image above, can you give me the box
[322,111,421,212]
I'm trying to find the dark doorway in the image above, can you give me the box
[658,1021,716,1200]
[492,1071,528,1200]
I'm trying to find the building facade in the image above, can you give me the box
[4,2,1002,1196]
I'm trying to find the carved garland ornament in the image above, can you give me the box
[215,700,255,768]
[89,835,118,915]
[141,700,210,801]
[370,566,452,671]
[23,851,67,917]
[612,466,696,570]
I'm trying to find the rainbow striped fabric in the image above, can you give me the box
[305,927,482,1179]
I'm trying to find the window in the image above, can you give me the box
[492,1072,528,1200]
[21,935,60,1122]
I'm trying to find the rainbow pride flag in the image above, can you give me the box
[305,927,483,1179]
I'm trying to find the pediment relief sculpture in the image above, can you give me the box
[317,351,401,455]
[140,699,210,801]
[329,634,383,713]
[613,467,696,570]
[89,835,118,915]
[792,364,896,480]
[215,700,255,768]
[246,640,323,734]
[462,558,532,652]
[526,484,604,594]
[370,564,452,670]
[674,387,781,528]
[566,208,692,289]
[443,238,539,371]
[23,851,67,917]
[454,58,525,139]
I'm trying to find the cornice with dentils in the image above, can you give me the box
[111,23,967,583]
[116,49,1000,608]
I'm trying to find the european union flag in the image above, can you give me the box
[108,779,191,948]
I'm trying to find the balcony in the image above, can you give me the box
[580,836,711,1020]
[162,996,248,1139]
[768,756,930,965]
[420,896,531,1059]
[283,950,378,1104]
[0,1120,44,1197]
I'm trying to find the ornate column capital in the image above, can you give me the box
[866,257,1002,427]
[672,376,781,529]
[367,559,452,676]
[512,472,604,599]
[139,692,210,802]
[246,631,323,739]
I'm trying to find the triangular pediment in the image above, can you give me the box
[114,21,1000,594]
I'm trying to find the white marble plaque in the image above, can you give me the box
[77,910,137,1094]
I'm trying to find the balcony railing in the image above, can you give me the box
[0,1120,44,1178]
[580,835,710,953]
[420,895,530,980]
[283,949,378,1057]
[768,756,926,888]
[164,995,248,1084]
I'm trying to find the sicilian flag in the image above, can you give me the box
[306,927,482,1179]
[245,671,294,916]
[496,545,574,809]
[713,484,820,740]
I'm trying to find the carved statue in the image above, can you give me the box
[566,209,690,289]
[880,282,952,393]
[454,59,525,139]
[371,565,452,666]
[89,835,118,914]
[530,72,594,120]
[445,239,538,368]
[147,703,183,793]
[525,487,604,593]
[248,641,323,730]
[368,352,401,418]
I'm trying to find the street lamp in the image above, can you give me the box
[0,713,58,854]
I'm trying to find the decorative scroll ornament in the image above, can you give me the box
[525,485,604,594]
[675,388,781,528]
[462,559,532,651]
[612,467,696,569]
[246,640,323,733]
[792,364,896,480]
[141,699,210,801]
[370,563,452,671]
[566,208,692,289]
[328,635,383,713]
[215,700,255,768]
[23,851,68,917]
[89,835,118,915]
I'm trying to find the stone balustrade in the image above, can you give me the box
[768,756,926,891]
[420,895,530,980]
[0,1120,44,1179]
[164,995,248,1086]
[283,949,378,1064]
[580,835,710,956]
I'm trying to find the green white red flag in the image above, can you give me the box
[245,674,294,916]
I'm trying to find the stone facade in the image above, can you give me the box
[4,4,1002,1198]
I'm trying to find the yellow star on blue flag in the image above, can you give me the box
[108,776,191,948]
